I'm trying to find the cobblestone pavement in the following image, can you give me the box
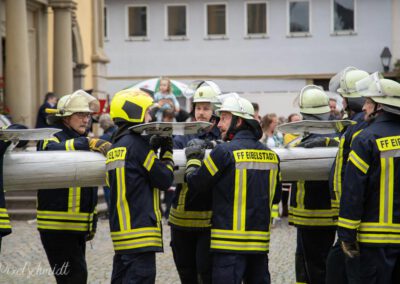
[0,218,296,284]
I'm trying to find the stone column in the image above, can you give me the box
[50,0,76,96]
[5,0,33,125]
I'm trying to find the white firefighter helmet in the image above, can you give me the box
[329,67,370,98]
[193,85,220,104]
[50,90,100,117]
[356,72,400,108]
[215,93,254,119]
[297,85,330,114]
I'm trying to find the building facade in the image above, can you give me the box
[0,0,108,127]
[104,0,400,116]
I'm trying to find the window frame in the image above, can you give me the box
[330,0,357,36]
[165,3,189,41]
[204,2,229,40]
[125,4,150,41]
[104,5,109,41]
[244,1,269,39]
[287,0,312,38]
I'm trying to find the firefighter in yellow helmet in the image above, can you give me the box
[289,85,339,284]
[169,82,221,284]
[184,94,281,283]
[326,67,370,284]
[338,75,400,283]
[37,90,111,283]
[107,89,174,283]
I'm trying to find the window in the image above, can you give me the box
[206,3,227,36]
[288,1,310,35]
[246,2,268,36]
[104,6,108,39]
[333,0,355,33]
[167,5,187,37]
[127,6,148,38]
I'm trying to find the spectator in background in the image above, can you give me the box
[251,102,262,123]
[283,113,302,145]
[99,113,117,210]
[329,98,342,120]
[260,113,283,148]
[161,108,176,123]
[154,77,180,121]
[35,92,57,128]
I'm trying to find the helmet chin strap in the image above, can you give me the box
[367,103,383,121]
[225,115,239,141]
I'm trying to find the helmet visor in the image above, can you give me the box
[355,72,384,98]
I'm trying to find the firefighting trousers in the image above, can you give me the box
[111,252,156,284]
[298,227,336,284]
[326,240,360,284]
[295,230,309,284]
[359,246,400,284]
[212,252,270,284]
[170,228,211,284]
[40,231,87,284]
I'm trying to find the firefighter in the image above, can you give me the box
[37,90,110,284]
[185,94,281,284]
[337,75,400,283]
[325,67,369,284]
[169,83,221,284]
[289,85,339,284]
[107,89,174,283]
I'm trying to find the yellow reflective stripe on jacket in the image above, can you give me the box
[348,150,369,174]
[37,220,91,231]
[211,229,270,252]
[153,188,162,226]
[168,209,212,228]
[289,216,336,227]
[65,139,76,151]
[166,164,174,172]
[42,137,60,150]
[116,167,131,231]
[379,156,394,224]
[143,150,157,172]
[350,129,363,147]
[296,181,306,209]
[111,227,162,251]
[233,169,247,231]
[291,207,336,217]
[269,168,279,210]
[337,217,360,229]
[358,233,400,244]
[68,187,81,213]
[333,136,346,203]
[271,204,279,218]
[0,220,11,229]
[204,155,218,176]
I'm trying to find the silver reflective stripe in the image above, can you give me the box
[213,231,268,239]
[236,169,245,231]
[383,157,390,223]
[360,224,400,231]
[106,160,126,171]
[235,162,278,170]
[381,149,400,158]
[118,168,128,231]
[70,187,78,213]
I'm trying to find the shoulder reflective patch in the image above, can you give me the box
[107,147,127,171]
[107,147,127,163]
[42,137,60,150]
[376,136,400,152]
[233,150,278,170]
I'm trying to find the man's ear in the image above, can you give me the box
[236,117,243,128]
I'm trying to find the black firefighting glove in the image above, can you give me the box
[149,135,163,152]
[340,241,360,259]
[204,139,224,149]
[297,137,339,148]
[185,141,206,161]
[88,138,112,156]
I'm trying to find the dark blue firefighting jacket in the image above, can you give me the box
[169,126,220,230]
[107,130,174,254]
[289,133,339,228]
[186,130,281,253]
[338,113,400,246]
[37,124,98,234]
[0,139,12,238]
[329,112,367,217]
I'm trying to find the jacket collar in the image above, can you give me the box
[231,129,256,141]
